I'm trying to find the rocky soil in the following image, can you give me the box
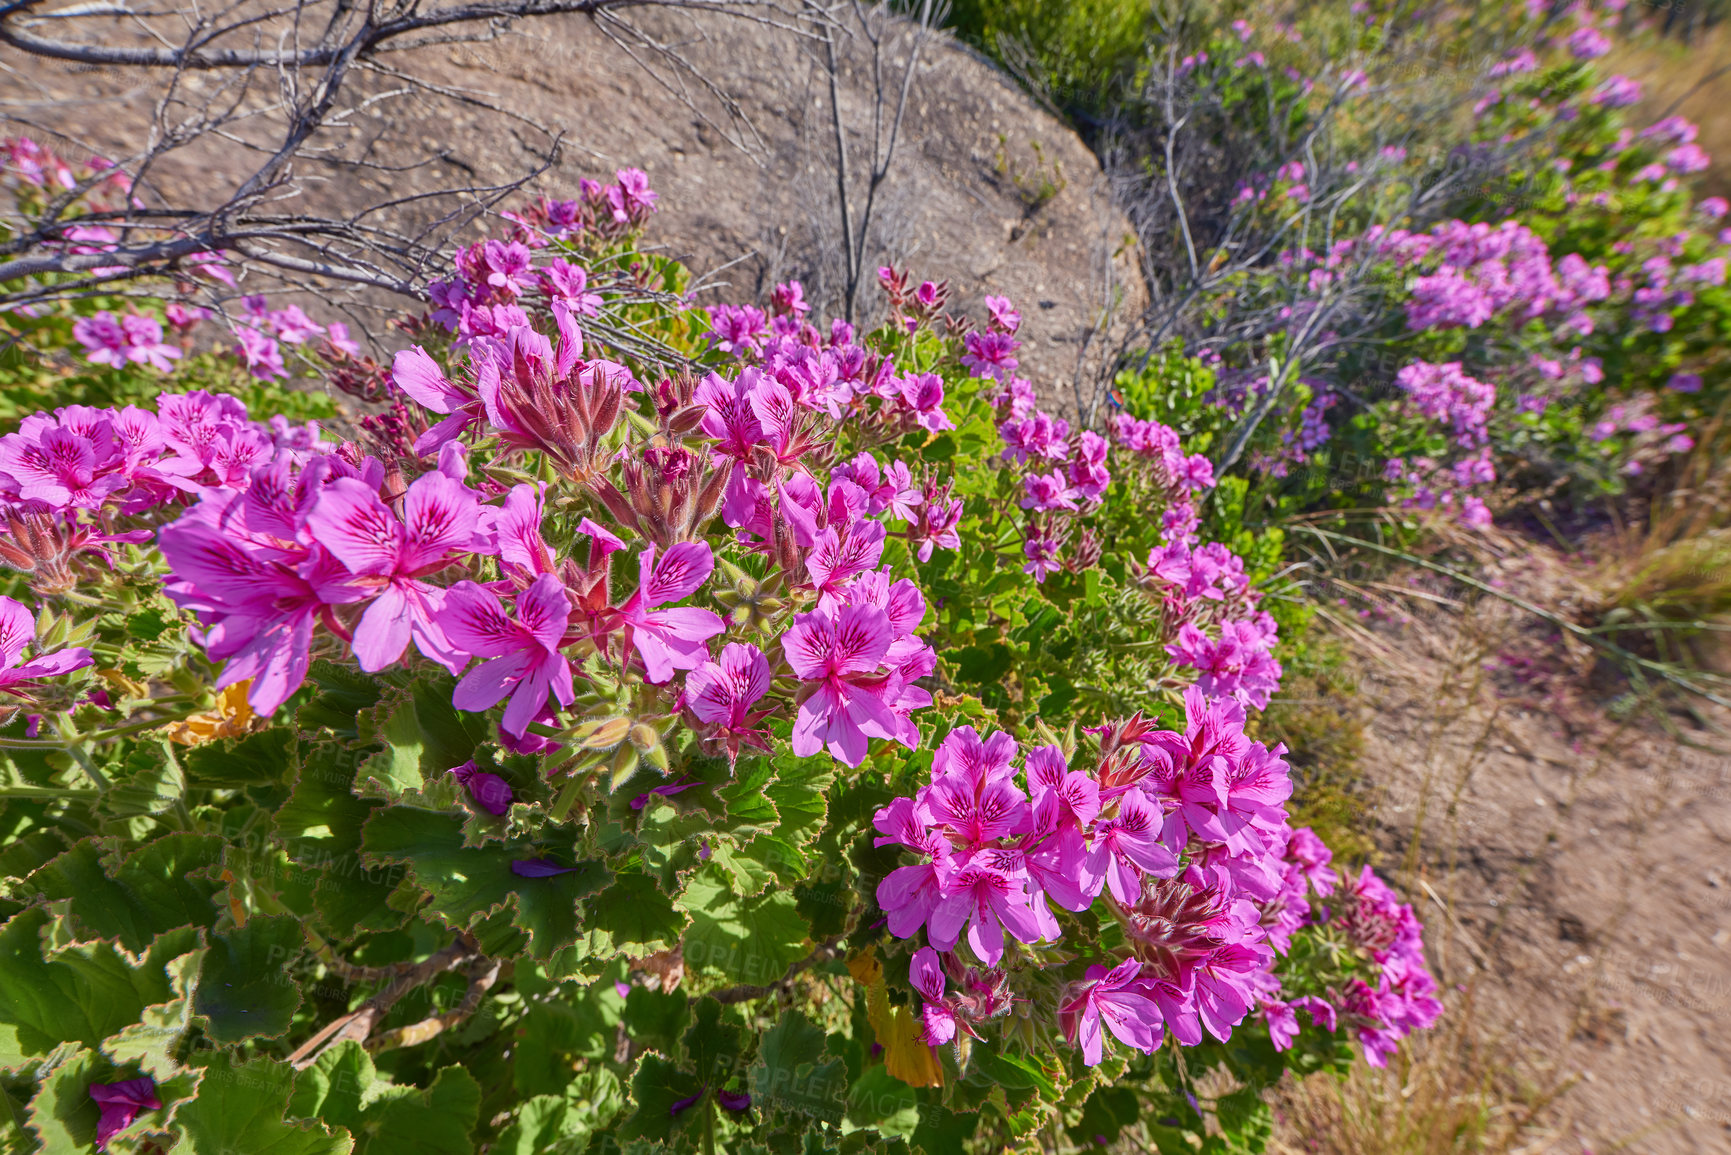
[1325,542,1731,1153]
[1,7,1142,391]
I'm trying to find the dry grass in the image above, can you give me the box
[1269,986,1577,1155]
[1607,25,1731,200]
[1587,406,1731,677]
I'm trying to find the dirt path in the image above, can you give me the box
[1338,584,1731,1152]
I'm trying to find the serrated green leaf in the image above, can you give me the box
[493,1069,623,1155]
[103,943,205,1081]
[845,1066,921,1139]
[0,910,196,1071]
[578,873,686,958]
[616,1053,703,1144]
[192,914,303,1044]
[361,808,608,960]
[103,741,186,817]
[173,1053,353,1155]
[621,987,688,1057]
[1214,1085,1272,1153]
[181,728,294,787]
[749,1012,845,1123]
[683,997,745,1088]
[289,1041,480,1155]
[24,1047,109,1154]
[28,833,224,952]
[678,865,809,985]
[356,689,427,800]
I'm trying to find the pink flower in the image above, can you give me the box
[306,472,480,673]
[983,294,1021,333]
[1567,27,1611,60]
[90,1077,160,1151]
[324,321,362,357]
[1022,533,1063,582]
[910,947,959,1045]
[0,595,93,698]
[685,642,772,766]
[540,259,603,315]
[269,305,325,344]
[908,480,962,563]
[960,330,1020,380]
[607,167,658,224]
[1592,75,1642,107]
[72,312,130,368]
[451,759,514,815]
[618,542,725,683]
[771,280,810,316]
[1058,957,1162,1066]
[116,314,180,372]
[1086,789,1180,903]
[391,345,487,455]
[1020,470,1079,513]
[899,372,955,432]
[233,327,287,380]
[1665,142,1711,175]
[929,860,1045,965]
[1165,621,1284,710]
[705,304,769,357]
[781,602,903,766]
[158,491,368,716]
[440,573,576,738]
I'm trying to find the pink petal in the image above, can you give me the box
[306,478,402,576]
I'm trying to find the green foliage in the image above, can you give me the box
[0,197,1356,1155]
[946,0,1150,113]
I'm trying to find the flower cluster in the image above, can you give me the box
[72,311,181,373]
[985,338,1114,583]
[876,692,1439,1067]
[130,264,970,767]
[426,172,650,348]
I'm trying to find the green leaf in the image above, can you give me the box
[845,1066,921,1139]
[909,1100,978,1155]
[182,728,294,787]
[616,1053,703,1144]
[104,741,187,817]
[1214,1086,1273,1153]
[493,1070,624,1155]
[103,942,205,1081]
[361,808,608,960]
[678,865,810,985]
[621,986,688,1057]
[749,1011,845,1123]
[355,689,427,800]
[1066,1084,1140,1149]
[296,661,384,737]
[683,998,745,1088]
[28,834,224,952]
[290,1041,481,1155]
[0,909,195,1071]
[193,914,304,1044]
[578,873,686,958]
[173,1053,353,1155]
[24,1048,109,1154]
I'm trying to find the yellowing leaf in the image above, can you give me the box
[164,682,256,746]
[848,947,942,1088]
[880,1005,944,1088]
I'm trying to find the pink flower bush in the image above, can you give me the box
[72,311,181,372]
[877,695,1439,1067]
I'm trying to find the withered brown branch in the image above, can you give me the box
[286,934,481,1069]
[364,954,505,1056]
[0,0,794,316]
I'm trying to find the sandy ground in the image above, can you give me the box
[1327,552,1731,1152]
